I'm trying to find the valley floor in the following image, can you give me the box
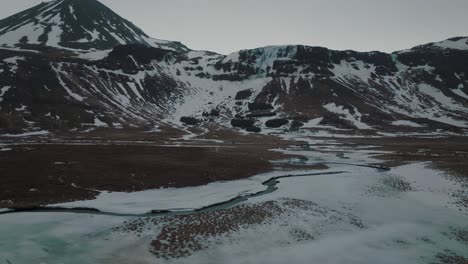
[0,128,467,263]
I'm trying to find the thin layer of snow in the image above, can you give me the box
[383,80,468,128]
[0,147,12,152]
[433,38,468,50]
[77,50,112,61]
[0,47,41,53]
[301,118,323,128]
[0,86,12,102]
[114,82,131,106]
[418,83,461,110]
[144,37,182,52]
[45,13,63,47]
[146,125,161,133]
[323,103,372,129]
[187,50,218,59]
[127,82,144,101]
[221,51,240,64]
[190,162,465,264]
[70,37,94,43]
[391,120,424,128]
[0,22,45,46]
[15,105,27,111]
[92,117,108,127]
[54,64,85,101]
[451,85,468,100]
[1,130,49,137]
[3,56,25,72]
[108,32,126,45]
[331,60,376,84]
[68,5,77,20]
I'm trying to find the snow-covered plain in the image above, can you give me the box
[172,163,467,264]
[0,137,466,263]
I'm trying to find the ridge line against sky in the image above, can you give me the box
[0,0,467,54]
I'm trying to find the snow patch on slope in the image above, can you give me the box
[391,120,424,128]
[53,64,85,101]
[324,103,372,129]
[331,60,376,84]
[0,22,45,46]
[433,38,468,50]
[451,84,468,100]
[3,56,25,71]
[0,86,12,102]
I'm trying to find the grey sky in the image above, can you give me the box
[1,0,467,54]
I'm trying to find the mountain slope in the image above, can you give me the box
[164,41,468,132]
[0,0,467,135]
[0,0,188,51]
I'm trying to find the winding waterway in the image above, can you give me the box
[0,163,389,218]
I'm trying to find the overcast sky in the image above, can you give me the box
[1,0,467,54]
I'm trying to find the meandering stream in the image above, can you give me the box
[0,163,389,218]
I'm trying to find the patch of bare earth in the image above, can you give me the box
[125,198,363,259]
[148,199,310,259]
[0,142,303,208]
[0,126,327,209]
[435,252,468,264]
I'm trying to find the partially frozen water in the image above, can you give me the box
[0,140,467,263]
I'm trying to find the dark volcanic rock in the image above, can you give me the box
[202,109,220,117]
[245,126,261,133]
[180,117,200,126]
[265,119,289,128]
[246,112,277,118]
[248,103,274,112]
[290,120,304,131]
[231,118,255,129]
[235,89,253,100]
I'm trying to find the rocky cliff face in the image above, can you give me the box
[0,0,467,134]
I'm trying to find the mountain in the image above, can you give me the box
[0,0,467,135]
[0,0,188,51]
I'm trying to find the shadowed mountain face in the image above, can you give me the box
[0,0,467,134]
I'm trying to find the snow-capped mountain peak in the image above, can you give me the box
[0,0,189,51]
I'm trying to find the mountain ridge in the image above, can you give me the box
[0,0,467,136]
[1,0,467,55]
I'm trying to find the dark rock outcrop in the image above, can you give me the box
[265,119,289,128]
